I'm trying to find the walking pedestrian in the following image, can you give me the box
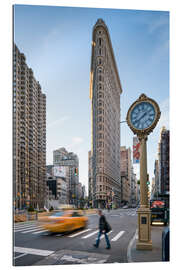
[93,209,111,249]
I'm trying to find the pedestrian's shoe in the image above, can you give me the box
[106,246,111,249]
[93,244,98,248]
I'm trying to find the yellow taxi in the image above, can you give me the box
[41,210,88,233]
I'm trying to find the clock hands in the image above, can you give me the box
[133,110,147,125]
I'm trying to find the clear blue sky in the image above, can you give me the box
[14,4,169,191]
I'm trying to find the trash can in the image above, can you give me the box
[162,227,169,261]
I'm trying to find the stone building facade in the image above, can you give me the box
[53,148,79,206]
[120,146,131,205]
[90,19,122,208]
[158,127,169,195]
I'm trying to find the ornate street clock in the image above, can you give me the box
[126,93,161,250]
[126,93,161,137]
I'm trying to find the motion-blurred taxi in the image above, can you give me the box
[41,210,88,233]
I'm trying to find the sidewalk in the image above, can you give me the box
[128,226,164,263]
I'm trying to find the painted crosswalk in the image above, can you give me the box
[14,222,126,242]
[14,222,46,234]
[111,231,125,241]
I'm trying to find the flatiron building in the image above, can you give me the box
[90,19,122,208]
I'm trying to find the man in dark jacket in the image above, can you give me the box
[93,209,111,249]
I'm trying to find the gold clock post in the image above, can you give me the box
[126,94,161,250]
[136,134,152,250]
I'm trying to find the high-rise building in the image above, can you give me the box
[158,127,169,195]
[88,150,93,207]
[53,147,79,206]
[120,146,131,205]
[13,44,46,209]
[153,159,160,198]
[90,19,122,208]
[130,171,137,206]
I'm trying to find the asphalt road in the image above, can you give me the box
[13,208,138,266]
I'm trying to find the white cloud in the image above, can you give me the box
[47,116,70,128]
[71,137,84,146]
[148,15,169,34]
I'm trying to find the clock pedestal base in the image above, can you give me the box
[136,207,152,250]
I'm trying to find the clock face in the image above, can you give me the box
[130,102,156,130]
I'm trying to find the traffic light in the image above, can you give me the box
[147,174,150,185]
[74,168,78,176]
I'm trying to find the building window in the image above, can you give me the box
[98,101,103,106]
[98,116,102,122]
[98,92,103,98]
[98,68,102,74]
[98,109,102,114]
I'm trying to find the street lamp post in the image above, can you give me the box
[126,94,160,250]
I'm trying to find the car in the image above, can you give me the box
[41,210,88,233]
[122,205,128,209]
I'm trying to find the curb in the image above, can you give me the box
[127,229,137,263]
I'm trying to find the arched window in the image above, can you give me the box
[98,68,102,73]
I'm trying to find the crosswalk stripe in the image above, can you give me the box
[14,225,40,232]
[14,223,37,229]
[14,246,54,256]
[111,231,125,241]
[14,221,36,226]
[81,230,99,239]
[14,223,36,228]
[68,229,91,238]
[21,227,44,234]
[14,253,27,260]
[32,229,48,234]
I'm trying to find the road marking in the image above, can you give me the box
[127,229,138,263]
[111,231,125,241]
[14,246,54,256]
[110,215,119,217]
[82,229,99,239]
[14,225,39,232]
[14,222,36,228]
[14,223,37,229]
[68,228,92,237]
[21,227,44,233]
[32,229,49,234]
[14,253,27,260]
